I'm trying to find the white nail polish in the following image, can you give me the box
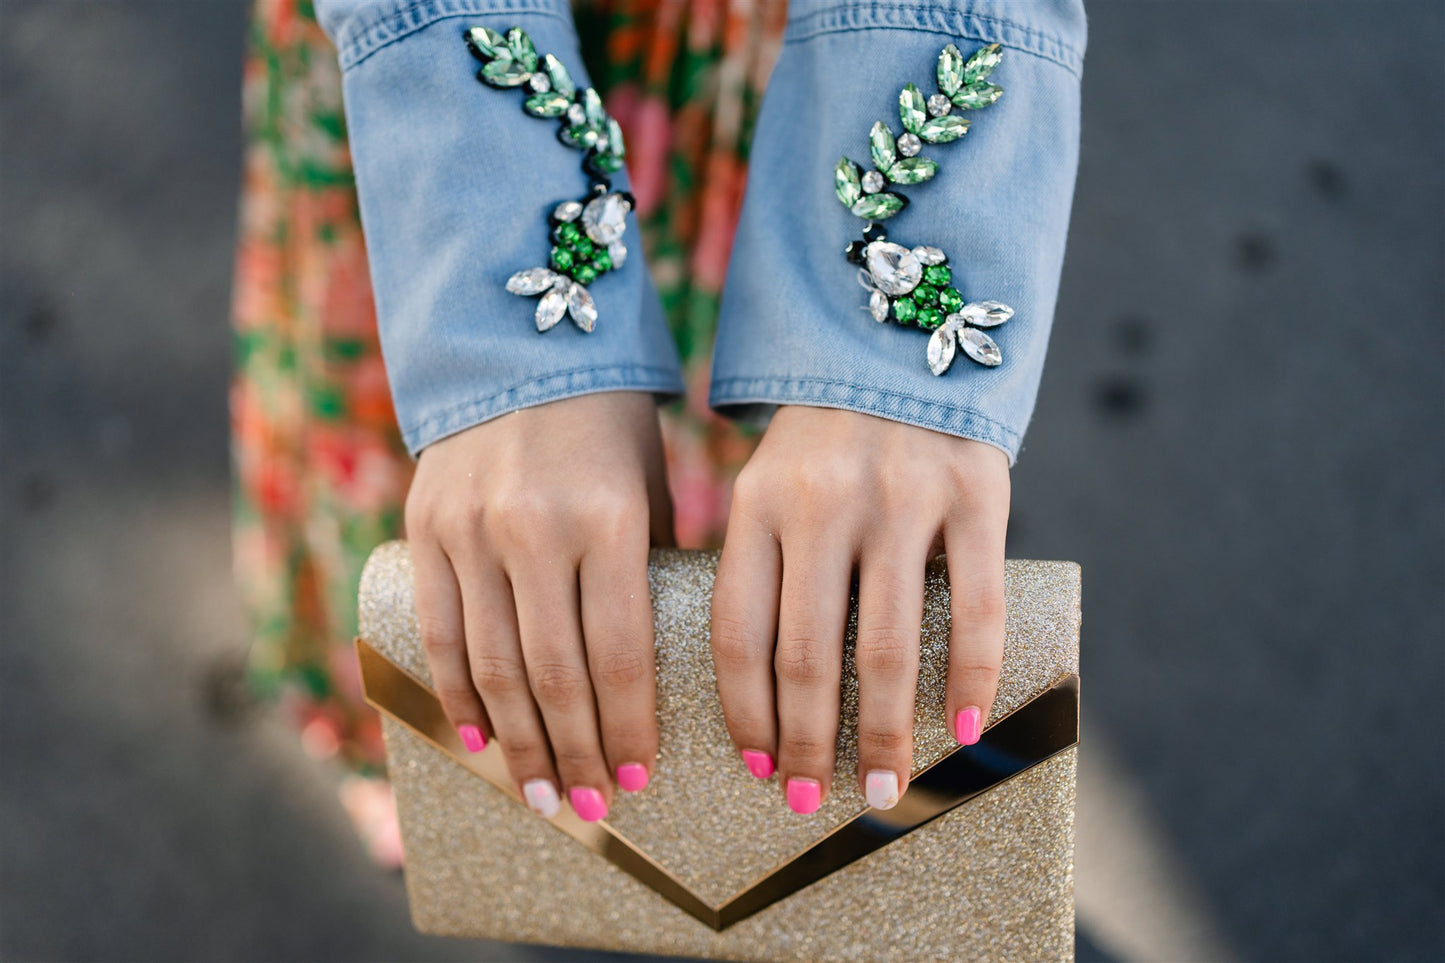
[523,779,561,818]
[865,770,900,811]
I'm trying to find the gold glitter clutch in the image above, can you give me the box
[357,541,1080,962]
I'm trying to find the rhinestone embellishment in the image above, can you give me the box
[833,42,1014,374]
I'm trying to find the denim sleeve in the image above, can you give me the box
[708,0,1087,464]
[315,0,685,456]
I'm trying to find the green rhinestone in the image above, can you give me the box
[557,222,582,244]
[923,264,952,287]
[574,263,598,285]
[939,287,964,311]
[891,298,917,324]
[573,237,594,258]
[916,306,944,329]
[591,249,612,273]
[550,246,573,270]
[912,284,938,306]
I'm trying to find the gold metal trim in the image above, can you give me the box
[357,638,1079,931]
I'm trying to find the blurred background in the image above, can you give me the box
[2,1,1441,961]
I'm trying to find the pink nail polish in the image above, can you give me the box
[786,777,821,814]
[569,786,608,822]
[741,749,775,780]
[457,724,486,753]
[522,779,560,818]
[616,763,649,793]
[954,706,982,746]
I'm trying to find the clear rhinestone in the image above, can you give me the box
[864,241,923,296]
[927,94,952,117]
[958,327,1003,366]
[607,240,627,269]
[869,290,890,322]
[897,133,922,157]
[959,300,1014,327]
[535,287,567,331]
[506,267,560,295]
[528,73,551,93]
[594,136,609,153]
[912,245,947,266]
[861,170,886,194]
[582,192,630,244]
[927,326,957,375]
[566,281,597,332]
[567,102,586,125]
[552,200,582,223]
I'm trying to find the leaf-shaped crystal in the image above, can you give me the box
[466,26,508,60]
[566,282,597,332]
[564,124,599,149]
[850,192,907,220]
[552,200,582,222]
[960,300,1014,327]
[857,268,877,292]
[958,326,1003,366]
[928,326,958,375]
[590,151,624,174]
[869,122,897,172]
[524,91,570,117]
[505,27,538,71]
[864,241,923,296]
[936,43,965,97]
[582,192,630,244]
[870,290,890,323]
[952,82,1004,110]
[581,87,606,126]
[963,42,1003,84]
[605,117,626,158]
[607,240,627,269]
[480,60,530,87]
[912,245,947,265]
[886,156,938,185]
[507,267,561,295]
[834,157,863,207]
[898,84,927,135]
[535,287,568,331]
[542,53,575,97]
[918,115,970,144]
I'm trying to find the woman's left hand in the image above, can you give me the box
[709,405,1010,813]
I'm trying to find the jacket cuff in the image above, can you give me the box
[708,1,1086,465]
[318,0,685,456]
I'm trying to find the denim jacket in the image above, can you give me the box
[316,0,1086,464]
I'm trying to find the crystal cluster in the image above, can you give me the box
[505,190,632,333]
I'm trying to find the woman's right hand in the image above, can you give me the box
[404,391,674,822]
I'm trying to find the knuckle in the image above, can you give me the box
[418,615,462,656]
[781,733,830,760]
[855,630,915,677]
[583,488,644,537]
[489,486,553,543]
[551,744,600,773]
[710,614,762,670]
[471,653,527,697]
[952,659,1002,683]
[434,681,479,709]
[529,662,591,708]
[729,465,768,509]
[857,725,910,757]
[775,638,832,686]
[591,647,650,690]
[499,735,549,767]
[952,583,1004,626]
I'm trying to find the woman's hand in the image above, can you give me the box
[405,391,673,822]
[710,406,1009,813]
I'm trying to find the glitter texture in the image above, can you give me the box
[360,542,1079,962]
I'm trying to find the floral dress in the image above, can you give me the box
[229,0,783,864]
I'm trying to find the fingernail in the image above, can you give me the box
[522,779,560,819]
[786,777,821,815]
[616,763,649,793]
[569,786,608,822]
[457,724,486,753]
[865,770,901,810]
[954,706,982,746]
[741,749,775,780]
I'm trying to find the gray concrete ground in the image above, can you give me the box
[2,1,1441,961]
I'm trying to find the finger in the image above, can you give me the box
[456,553,563,819]
[943,508,1008,747]
[579,524,658,793]
[710,490,782,781]
[510,556,613,821]
[412,540,492,752]
[854,526,930,811]
[774,531,852,813]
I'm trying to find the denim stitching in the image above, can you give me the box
[403,362,686,453]
[330,0,574,71]
[783,4,1084,77]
